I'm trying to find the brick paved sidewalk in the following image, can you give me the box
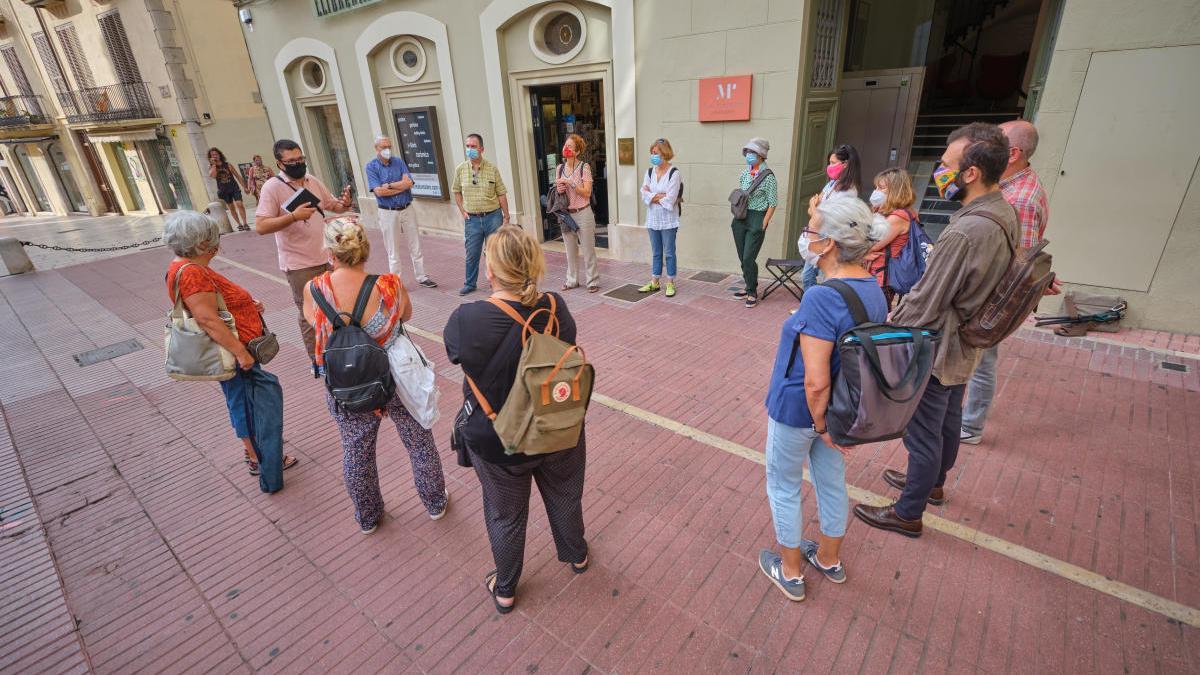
[1,228,1197,673]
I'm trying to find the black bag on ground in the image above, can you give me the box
[310,274,395,413]
[823,279,940,445]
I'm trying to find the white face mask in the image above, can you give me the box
[797,232,827,266]
[869,189,885,208]
[380,148,392,160]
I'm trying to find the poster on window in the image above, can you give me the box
[391,106,448,199]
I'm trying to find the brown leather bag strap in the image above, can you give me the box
[465,375,497,420]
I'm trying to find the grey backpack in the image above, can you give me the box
[822,280,940,445]
[728,168,774,219]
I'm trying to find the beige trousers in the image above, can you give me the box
[563,206,599,288]
[378,206,427,281]
[285,263,331,359]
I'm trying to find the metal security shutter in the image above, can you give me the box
[97,11,142,84]
[31,33,68,93]
[1,46,35,97]
[54,23,95,90]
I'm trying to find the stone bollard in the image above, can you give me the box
[206,200,233,234]
[0,237,35,275]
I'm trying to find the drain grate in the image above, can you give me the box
[1160,362,1189,373]
[689,271,729,283]
[603,283,657,303]
[73,339,144,367]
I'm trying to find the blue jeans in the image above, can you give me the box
[648,227,678,278]
[961,345,999,436]
[765,417,849,546]
[221,365,285,493]
[801,261,819,290]
[463,209,503,290]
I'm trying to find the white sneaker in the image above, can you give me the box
[430,490,450,520]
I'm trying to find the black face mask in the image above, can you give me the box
[281,162,306,180]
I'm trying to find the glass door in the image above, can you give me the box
[309,104,356,201]
[47,143,88,213]
[106,142,144,212]
[12,145,52,212]
[529,80,608,246]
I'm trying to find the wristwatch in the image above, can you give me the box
[812,424,827,435]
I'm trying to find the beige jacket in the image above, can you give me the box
[891,190,1018,385]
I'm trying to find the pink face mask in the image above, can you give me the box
[826,162,846,181]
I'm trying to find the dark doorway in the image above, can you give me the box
[76,131,121,214]
[529,80,608,247]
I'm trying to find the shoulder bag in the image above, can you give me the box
[164,263,239,381]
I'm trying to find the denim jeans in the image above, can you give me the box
[463,209,503,290]
[224,365,285,493]
[765,417,849,547]
[648,226,678,278]
[801,261,819,290]
[961,345,999,436]
[895,376,965,520]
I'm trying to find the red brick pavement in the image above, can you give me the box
[1,229,1198,673]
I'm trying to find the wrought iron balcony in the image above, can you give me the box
[0,95,49,127]
[61,82,158,125]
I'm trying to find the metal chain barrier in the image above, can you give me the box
[18,236,162,254]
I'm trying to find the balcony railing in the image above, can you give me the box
[61,82,158,125]
[0,95,49,127]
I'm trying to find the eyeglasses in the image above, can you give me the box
[281,156,306,166]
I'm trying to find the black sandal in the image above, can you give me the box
[571,558,590,574]
[484,570,514,614]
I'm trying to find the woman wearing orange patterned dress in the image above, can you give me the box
[302,217,447,534]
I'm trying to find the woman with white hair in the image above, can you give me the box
[163,210,297,492]
[758,194,888,602]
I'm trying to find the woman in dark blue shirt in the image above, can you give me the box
[759,194,888,602]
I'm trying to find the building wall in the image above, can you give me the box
[1032,0,1200,333]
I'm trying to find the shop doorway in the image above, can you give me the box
[1,166,28,214]
[106,142,145,212]
[528,80,609,247]
[306,103,357,201]
[77,132,120,214]
[46,143,88,213]
[142,137,192,211]
[11,145,52,212]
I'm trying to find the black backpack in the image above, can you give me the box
[646,166,684,215]
[310,275,394,413]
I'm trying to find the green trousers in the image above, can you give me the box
[731,209,766,295]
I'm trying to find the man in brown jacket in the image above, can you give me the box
[854,122,1019,537]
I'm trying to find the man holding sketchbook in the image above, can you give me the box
[255,138,354,378]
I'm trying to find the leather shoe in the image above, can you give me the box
[882,469,946,505]
[853,503,923,538]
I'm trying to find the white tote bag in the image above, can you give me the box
[387,325,440,429]
[165,263,238,382]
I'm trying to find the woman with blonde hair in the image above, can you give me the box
[638,138,682,297]
[302,216,447,534]
[444,225,589,615]
[865,168,918,306]
[555,133,600,292]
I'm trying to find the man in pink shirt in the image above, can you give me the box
[255,138,353,377]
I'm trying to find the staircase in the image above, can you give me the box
[908,110,1022,240]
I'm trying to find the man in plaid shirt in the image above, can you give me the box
[960,120,1052,444]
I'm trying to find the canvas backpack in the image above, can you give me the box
[310,275,395,413]
[466,295,595,456]
[820,279,941,445]
[647,166,684,215]
[882,208,934,295]
[959,215,1055,349]
[728,168,774,220]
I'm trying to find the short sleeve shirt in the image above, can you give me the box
[764,278,888,428]
[739,165,779,212]
[365,157,413,209]
[255,172,335,271]
[166,259,263,344]
[451,159,507,214]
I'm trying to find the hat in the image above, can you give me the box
[742,137,770,159]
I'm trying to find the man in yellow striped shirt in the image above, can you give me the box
[451,134,511,296]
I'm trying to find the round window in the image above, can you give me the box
[389,38,427,83]
[299,58,326,94]
[528,3,588,65]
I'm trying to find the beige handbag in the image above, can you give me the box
[165,263,238,381]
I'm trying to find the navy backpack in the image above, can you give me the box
[884,209,933,295]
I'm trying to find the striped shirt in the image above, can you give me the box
[739,165,778,212]
[999,166,1049,249]
[451,158,507,214]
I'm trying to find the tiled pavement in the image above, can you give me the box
[1,227,1198,673]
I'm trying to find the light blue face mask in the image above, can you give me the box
[650,153,662,167]
[744,152,758,166]
[466,147,480,160]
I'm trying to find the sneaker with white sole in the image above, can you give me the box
[800,539,847,584]
[959,429,982,445]
[418,277,438,288]
[430,490,450,520]
[361,522,379,535]
[758,549,805,601]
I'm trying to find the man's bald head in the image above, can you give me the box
[1000,120,1039,159]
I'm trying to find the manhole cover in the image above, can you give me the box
[73,339,144,367]
[1160,362,1189,373]
[689,271,729,283]
[603,283,657,303]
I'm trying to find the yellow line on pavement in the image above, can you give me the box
[218,255,1200,628]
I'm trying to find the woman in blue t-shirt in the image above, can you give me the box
[759,194,888,602]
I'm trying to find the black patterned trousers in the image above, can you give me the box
[471,437,588,597]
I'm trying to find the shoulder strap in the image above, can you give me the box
[747,168,774,195]
[647,167,653,181]
[171,262,229,313]
[350,274,379,326]
[974,212,1017,254]
[824,279,870,326]
[309,279,346,330]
